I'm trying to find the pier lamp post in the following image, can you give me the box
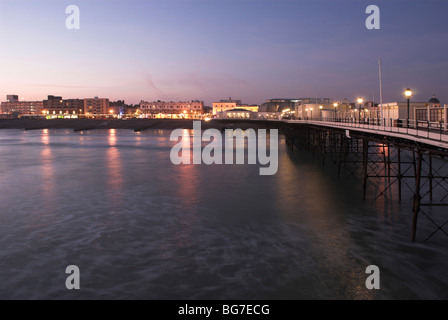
[310,107,313,120]
[357,98,363,123]
[357,98,363,113]
[319,105,323,120]
[333,103,338,121]
[405,88,412,128]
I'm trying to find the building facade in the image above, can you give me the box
[139,100,203,119]
[212,98,258,116]
[42,95,85,117]
[293,98,334,119]
[380,102,439,121]
[84,97,110,116]
[212,98,241,115]
[258,98,301,120]
[1,95,43,115]
[215,108,254,119]
[6,95,19,102]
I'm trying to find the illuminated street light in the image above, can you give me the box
[357,98,363,121]
[333,103,338,120]
[405,88,412,128]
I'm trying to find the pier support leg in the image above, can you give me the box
[362,139,369,200]
[429,156,433,202]
[412,151,423,242]
[398,148,402,202]
[338,136,344,178]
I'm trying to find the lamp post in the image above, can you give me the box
[310,107,313,120]
[357,98,363,123]
[333,103,338,121]
[405,88,412,128]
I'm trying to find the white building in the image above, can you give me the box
[212,98,258,115]
[215,108,254,119]
[139,100,203,119]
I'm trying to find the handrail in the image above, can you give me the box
[284,117,448,144]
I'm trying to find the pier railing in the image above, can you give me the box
[285,117,448,144]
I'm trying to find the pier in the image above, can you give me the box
[282,118,448,242]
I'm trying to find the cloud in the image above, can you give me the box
[143,73,166,98]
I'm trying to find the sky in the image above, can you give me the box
[0,0,447,106]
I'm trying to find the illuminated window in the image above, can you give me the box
[416,109,428,121]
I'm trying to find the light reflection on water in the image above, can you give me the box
[0,129,446,300]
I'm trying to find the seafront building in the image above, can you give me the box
[42,95,85,118]
[41,96,111,118]
[215,108,254,119]
[0,95,43,117]
[139,100,204,119]
[294,98,331,120]
[212,98,258,116]
[258,98,316,120]
[84,97,110,117]
[295,98,353,120]
[0,93,445,125]
[379,96,444,122]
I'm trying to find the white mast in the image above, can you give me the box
[379,57,384,125]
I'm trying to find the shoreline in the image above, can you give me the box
[0,119,281,132]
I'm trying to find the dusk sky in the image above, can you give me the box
[0,0,447,106]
